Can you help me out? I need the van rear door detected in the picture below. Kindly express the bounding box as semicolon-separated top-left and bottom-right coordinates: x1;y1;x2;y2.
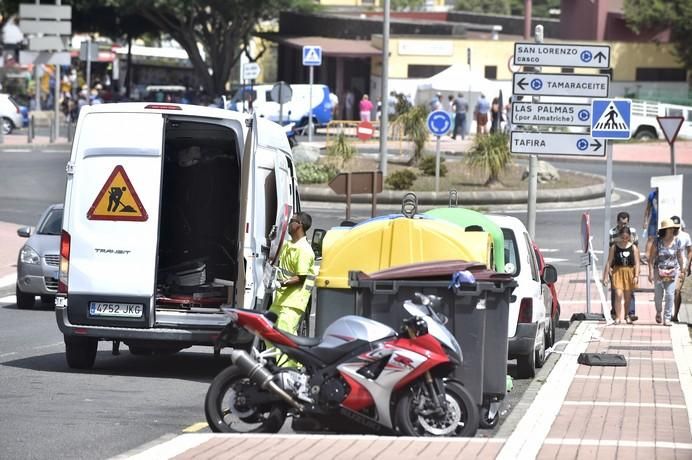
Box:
65;111;164;327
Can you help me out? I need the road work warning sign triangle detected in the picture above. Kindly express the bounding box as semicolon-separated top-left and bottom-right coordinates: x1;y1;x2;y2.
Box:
87;165;148;221
593;101;628;131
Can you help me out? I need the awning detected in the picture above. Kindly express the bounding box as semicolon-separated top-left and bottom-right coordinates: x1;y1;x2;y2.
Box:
262;34;380;58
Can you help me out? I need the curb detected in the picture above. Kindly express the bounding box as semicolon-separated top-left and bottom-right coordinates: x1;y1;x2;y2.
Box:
0;142;71;150
495;320;579;439
300;169;605;205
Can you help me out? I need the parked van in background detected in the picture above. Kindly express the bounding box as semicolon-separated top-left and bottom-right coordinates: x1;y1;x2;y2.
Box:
227;83;333;128
56;103;300;369
630;99;692;141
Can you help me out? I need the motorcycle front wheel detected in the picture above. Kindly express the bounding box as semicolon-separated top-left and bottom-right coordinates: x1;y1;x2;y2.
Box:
395;380;479;437
205;365;287;433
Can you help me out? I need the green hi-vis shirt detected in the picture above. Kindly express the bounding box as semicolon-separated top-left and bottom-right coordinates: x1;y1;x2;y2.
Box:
274;237;317;311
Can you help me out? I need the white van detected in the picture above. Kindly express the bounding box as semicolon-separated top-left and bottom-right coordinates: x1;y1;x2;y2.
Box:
630;99;692;140
56;102;300;369
228;84;333;126
488;215;556;379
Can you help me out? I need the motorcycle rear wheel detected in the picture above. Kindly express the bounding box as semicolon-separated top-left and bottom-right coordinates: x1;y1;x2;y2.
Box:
395;380;478;437
205;365;286;433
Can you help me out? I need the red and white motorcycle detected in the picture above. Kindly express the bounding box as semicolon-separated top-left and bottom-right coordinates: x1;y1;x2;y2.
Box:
204;294;479;437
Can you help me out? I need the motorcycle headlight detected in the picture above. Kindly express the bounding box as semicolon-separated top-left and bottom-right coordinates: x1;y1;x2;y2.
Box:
20;246;41;265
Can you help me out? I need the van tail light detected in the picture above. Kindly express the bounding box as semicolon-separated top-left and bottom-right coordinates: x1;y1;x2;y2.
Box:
58;230;71;294
518;298;533;323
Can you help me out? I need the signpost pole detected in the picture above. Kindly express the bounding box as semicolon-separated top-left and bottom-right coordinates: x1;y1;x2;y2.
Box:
54;61;60;140
603;141;613;263
345;172;352;221
308;66;314;143
278;83;284;125
379;0;390;177
435;135;441;192
527;24;543;239
671;143;676;176
371;171;377;218
86;37;92;105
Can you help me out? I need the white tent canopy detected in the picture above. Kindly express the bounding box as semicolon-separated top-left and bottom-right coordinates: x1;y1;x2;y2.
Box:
415;64;503;109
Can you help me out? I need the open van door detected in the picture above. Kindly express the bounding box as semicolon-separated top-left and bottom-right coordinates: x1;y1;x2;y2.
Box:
234;116;256;309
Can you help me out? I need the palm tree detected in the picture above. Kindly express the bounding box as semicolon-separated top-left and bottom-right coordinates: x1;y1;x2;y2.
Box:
393;105;429;165
465;132;512;187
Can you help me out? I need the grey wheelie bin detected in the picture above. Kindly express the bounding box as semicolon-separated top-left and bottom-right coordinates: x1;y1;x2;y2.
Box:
348;260;516;424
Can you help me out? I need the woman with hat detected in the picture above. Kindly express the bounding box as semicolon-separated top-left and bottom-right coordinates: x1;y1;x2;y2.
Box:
603;226;640;324
648;218;684;326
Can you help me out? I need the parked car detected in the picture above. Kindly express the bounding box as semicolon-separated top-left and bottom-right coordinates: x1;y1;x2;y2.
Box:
16;204;63;309
532;240;561;349
0;93;25;134
488;215;557;379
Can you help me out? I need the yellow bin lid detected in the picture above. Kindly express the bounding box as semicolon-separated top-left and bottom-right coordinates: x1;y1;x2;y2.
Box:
316;217;492;289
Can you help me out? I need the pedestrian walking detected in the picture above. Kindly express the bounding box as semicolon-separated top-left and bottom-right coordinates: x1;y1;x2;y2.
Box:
648;218;684;326
344;90;355;120
430;92;442;111
329;92;339;119
451;93;468;140
671;216;692;322
642;187;658;264
474;93;490;135
608;211;639;322
490;97;502;134
359;94;374;122
270;212;317;366
604;226;640;325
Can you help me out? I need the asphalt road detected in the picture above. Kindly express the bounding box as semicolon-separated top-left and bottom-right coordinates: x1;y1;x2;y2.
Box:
0;145;688;458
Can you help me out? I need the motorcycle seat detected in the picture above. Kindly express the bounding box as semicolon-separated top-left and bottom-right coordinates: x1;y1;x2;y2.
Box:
282;331;322;347
306;340;369;365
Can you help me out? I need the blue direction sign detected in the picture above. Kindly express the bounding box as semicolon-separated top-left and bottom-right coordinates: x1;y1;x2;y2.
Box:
591;99;632;139
427;110;452;136
302;46;322;66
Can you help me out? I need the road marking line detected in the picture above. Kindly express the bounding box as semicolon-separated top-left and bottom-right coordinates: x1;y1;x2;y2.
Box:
182;422;208;433
0;273;16;289
671;324;692;441
33;342;63;350
0;352;17;358
0;295;16;304
544;257;568;264
544;438;692;449
497;322;594;459
574;375;679;382
563;401;687;409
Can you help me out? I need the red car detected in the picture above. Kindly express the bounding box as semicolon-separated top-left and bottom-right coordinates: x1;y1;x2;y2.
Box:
532;241;561;348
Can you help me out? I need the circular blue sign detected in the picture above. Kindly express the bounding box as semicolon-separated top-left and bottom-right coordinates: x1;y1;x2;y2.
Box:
427;110;452;136
580;50;592;63
530;78;543;91
576;138;589;151
578;109;590;122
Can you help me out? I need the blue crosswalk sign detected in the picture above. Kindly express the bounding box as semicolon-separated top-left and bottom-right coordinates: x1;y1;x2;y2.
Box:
302;46;322;66
591;99;631;139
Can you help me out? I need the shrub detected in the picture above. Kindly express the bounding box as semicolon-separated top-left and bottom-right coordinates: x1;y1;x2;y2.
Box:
296;163;339;184
385;169;417;190
392;105;429;164
465;132;512;186
418;155;447;177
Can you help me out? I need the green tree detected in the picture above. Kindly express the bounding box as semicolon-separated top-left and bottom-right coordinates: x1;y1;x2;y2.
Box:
465;132;512;187
624;0;692;71
98;0;315;95
455;0;510;15
393;105;429;165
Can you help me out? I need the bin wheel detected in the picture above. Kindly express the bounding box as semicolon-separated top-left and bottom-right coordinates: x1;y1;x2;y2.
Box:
479;406;499;429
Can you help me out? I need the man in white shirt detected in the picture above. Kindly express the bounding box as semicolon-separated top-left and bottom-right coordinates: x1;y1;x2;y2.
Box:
671;215;692;322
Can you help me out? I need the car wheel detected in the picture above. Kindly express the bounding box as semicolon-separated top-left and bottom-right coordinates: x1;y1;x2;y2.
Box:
516;344;536;379
16;284;35;309
634;128;656;141
65;335;98;369
41;295;56;307
2;117;13;135
535;330;546;369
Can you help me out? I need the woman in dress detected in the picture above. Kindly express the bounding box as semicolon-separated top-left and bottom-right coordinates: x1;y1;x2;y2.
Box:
603;226;640;324
359;94;373;122
648;218;684;326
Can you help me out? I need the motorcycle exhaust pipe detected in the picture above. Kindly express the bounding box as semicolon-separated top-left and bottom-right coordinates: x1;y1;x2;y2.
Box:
230;349;303;411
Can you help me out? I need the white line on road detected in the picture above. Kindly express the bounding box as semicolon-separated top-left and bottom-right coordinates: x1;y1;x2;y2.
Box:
0;273;16;289
502;187;647;214
0;295;15;304
33;342;63;350
544;257;568;263
0;352;17;358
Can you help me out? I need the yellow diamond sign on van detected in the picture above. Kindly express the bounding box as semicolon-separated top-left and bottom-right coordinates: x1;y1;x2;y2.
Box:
87;165;148;221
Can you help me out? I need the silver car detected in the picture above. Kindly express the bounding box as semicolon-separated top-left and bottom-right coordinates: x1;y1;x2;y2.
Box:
16;204;63;309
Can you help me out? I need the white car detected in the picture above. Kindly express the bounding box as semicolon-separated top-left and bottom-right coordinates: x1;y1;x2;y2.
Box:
0;93;24;134
488;215;557;379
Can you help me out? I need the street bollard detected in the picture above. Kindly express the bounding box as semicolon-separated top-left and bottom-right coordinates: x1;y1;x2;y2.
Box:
49;117;55;143
67;121;73;143
28;116;33;143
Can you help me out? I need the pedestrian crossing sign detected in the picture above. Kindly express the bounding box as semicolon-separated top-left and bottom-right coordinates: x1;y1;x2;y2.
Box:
302;45;322;66
591;98;631;139
87;165;148;221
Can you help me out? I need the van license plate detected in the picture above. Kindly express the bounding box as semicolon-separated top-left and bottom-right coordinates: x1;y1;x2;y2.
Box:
89;302;143;318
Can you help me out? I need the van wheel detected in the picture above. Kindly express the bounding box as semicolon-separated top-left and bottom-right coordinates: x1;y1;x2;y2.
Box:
16;285;35;309
535;332;546;369
516;348;535;379
2;117;13;135
65;336;98;369
634;128;656;141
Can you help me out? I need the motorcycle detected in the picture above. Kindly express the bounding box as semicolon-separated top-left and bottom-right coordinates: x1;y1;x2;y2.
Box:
204;293;479;437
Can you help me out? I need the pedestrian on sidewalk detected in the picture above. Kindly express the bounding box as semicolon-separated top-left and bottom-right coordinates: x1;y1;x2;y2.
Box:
451;93;468;140
474;93;490;135
671;216;692;322
608;211;639;323
642;187;658;264
649;218;684;326
359;94;373;122
604;226;640;325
